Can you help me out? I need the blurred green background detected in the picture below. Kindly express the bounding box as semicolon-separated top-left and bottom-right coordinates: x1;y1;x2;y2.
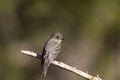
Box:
0;0;120;80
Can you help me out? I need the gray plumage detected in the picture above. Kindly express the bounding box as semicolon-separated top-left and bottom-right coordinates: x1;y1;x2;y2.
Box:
41;32;64;77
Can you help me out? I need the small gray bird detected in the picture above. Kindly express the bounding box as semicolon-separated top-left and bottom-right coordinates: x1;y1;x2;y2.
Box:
41;32;64;77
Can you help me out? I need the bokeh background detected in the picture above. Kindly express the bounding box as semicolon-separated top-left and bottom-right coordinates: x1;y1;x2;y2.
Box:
0;0;120;80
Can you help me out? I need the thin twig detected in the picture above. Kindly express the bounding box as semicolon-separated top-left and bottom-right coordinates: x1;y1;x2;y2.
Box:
20;50;102;80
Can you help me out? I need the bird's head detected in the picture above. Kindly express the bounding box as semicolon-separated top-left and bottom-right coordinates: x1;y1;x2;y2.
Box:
51;32;64;41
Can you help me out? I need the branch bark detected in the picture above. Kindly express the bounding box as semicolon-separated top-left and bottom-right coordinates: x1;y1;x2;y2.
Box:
20;50;102;80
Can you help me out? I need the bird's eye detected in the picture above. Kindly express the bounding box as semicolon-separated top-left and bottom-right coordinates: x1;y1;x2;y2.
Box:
56;36;59;39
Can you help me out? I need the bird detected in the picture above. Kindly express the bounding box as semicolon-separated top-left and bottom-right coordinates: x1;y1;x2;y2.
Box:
41;32;64;77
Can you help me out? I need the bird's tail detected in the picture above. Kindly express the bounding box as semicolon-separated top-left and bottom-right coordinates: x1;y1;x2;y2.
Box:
41;60;51;77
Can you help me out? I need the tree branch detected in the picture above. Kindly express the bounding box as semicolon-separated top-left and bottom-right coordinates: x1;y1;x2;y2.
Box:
20;50;102;80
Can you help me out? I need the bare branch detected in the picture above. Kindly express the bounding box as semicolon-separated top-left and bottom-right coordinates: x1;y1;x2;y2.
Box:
20;50;102;80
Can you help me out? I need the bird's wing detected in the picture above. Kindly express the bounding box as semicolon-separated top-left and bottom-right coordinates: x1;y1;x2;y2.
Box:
43;39;60;59
45;39;59;51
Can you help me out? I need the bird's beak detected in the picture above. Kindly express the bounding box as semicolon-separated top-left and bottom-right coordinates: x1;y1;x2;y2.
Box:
62;38;65;40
